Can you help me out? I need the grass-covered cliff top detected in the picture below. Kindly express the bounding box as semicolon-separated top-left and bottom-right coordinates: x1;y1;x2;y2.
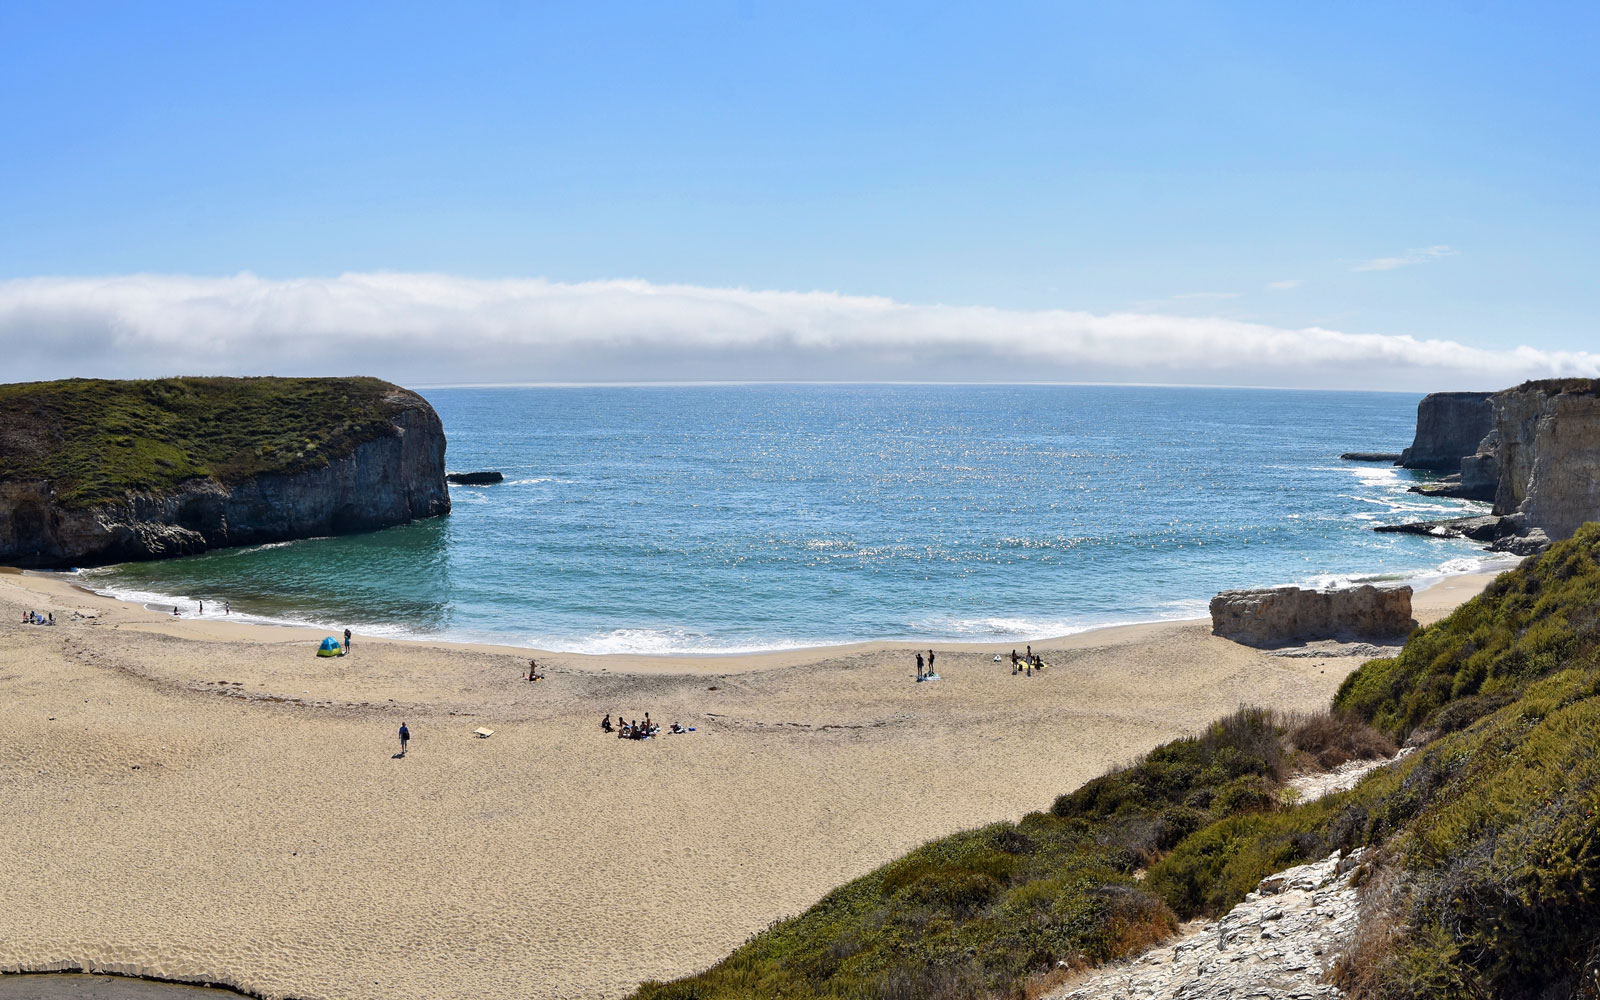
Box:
1514;377;1599;396
0;376;419;508
635;524;1600;1000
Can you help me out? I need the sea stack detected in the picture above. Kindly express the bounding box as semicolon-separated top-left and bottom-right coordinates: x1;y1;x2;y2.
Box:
0;376;450;568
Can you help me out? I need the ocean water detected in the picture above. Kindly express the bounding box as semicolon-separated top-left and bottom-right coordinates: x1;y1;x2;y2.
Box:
82;385;1508;654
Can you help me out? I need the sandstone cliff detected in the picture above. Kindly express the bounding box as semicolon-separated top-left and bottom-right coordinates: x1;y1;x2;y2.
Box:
1396;391;1494;470
0;377;449;568
1385;379;1600;548
1210;584;1414;647
1485;380;1600;540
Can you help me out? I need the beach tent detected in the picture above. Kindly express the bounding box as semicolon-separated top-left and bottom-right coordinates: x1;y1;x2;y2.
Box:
317;636;344;657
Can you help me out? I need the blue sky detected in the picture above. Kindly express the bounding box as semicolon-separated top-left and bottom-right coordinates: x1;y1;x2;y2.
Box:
2;2;1597;385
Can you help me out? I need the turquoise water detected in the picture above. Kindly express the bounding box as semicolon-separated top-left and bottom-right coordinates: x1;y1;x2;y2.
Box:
83;385;1505;654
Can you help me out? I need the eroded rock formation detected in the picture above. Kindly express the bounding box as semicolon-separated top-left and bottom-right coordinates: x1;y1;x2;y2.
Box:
1210;585;1414;648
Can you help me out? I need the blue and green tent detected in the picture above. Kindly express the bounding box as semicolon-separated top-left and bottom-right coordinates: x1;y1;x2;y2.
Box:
317;636;344;657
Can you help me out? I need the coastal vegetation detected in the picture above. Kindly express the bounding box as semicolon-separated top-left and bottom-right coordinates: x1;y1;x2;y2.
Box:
0;376;410;508
631;524;1600;1000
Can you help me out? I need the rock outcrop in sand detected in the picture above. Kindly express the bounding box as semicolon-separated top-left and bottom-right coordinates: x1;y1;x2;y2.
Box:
1210;585;1414;647
1397;391;1494;471
0;377;449;567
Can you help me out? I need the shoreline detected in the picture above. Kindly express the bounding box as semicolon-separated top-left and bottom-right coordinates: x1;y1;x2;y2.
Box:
0;969;258;999
1;565;1504;1000
24;557;1514;673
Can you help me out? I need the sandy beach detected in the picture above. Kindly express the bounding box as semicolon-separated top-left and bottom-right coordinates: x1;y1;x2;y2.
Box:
0;568;1497;1000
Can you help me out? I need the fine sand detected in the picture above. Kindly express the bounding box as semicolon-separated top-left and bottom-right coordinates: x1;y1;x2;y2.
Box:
0;569;1497;1000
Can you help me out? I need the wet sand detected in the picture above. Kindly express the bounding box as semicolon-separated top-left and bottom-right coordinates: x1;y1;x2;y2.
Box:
0;568;1495;1000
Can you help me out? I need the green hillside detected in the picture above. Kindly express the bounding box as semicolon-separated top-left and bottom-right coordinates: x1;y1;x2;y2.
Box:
0;376;410;508
633;525;1600;1000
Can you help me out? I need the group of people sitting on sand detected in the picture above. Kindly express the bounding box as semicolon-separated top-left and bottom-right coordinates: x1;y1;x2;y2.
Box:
1010;645;1045;676
601;712;689;739
21;610;55;626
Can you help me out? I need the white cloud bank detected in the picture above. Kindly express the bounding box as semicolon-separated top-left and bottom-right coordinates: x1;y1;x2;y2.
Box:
3;272;1596;390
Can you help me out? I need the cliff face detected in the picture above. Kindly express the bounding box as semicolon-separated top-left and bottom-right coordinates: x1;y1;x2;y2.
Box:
0;381;449;568
1489;380;1600;538
1387;380;1600;546
1397;391;1495;470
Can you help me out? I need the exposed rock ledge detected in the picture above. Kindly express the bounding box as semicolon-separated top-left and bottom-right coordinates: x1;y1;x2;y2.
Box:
0;379;450;568
1048;752;1406;1000
1049;849;1366;1000
1210;585;1414;648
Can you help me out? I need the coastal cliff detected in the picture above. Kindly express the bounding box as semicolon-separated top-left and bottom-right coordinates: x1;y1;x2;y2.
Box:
1396;391;1494;470
0;377;449;568
1486;379;1600;538
1386;379;1600;548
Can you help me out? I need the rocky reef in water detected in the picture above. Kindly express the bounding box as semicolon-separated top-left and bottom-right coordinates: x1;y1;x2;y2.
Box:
0;376;450;568
1385;379;1600;552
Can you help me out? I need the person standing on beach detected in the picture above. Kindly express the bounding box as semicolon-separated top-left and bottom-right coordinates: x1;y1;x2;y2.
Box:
198;600;203;614
927;649;935;674
915;651;925;680
225;602;231;615
398;722;410;756
344;628;352;653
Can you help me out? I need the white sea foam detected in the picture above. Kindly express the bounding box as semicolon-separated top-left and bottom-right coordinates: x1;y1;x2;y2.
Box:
1297;552;1518;594
528;627;823;656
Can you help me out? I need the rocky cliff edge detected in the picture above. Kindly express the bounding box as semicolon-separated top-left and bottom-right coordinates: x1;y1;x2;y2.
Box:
0;377;449;568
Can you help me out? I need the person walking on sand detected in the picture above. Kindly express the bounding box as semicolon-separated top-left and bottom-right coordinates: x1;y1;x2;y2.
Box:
398;722;410;757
